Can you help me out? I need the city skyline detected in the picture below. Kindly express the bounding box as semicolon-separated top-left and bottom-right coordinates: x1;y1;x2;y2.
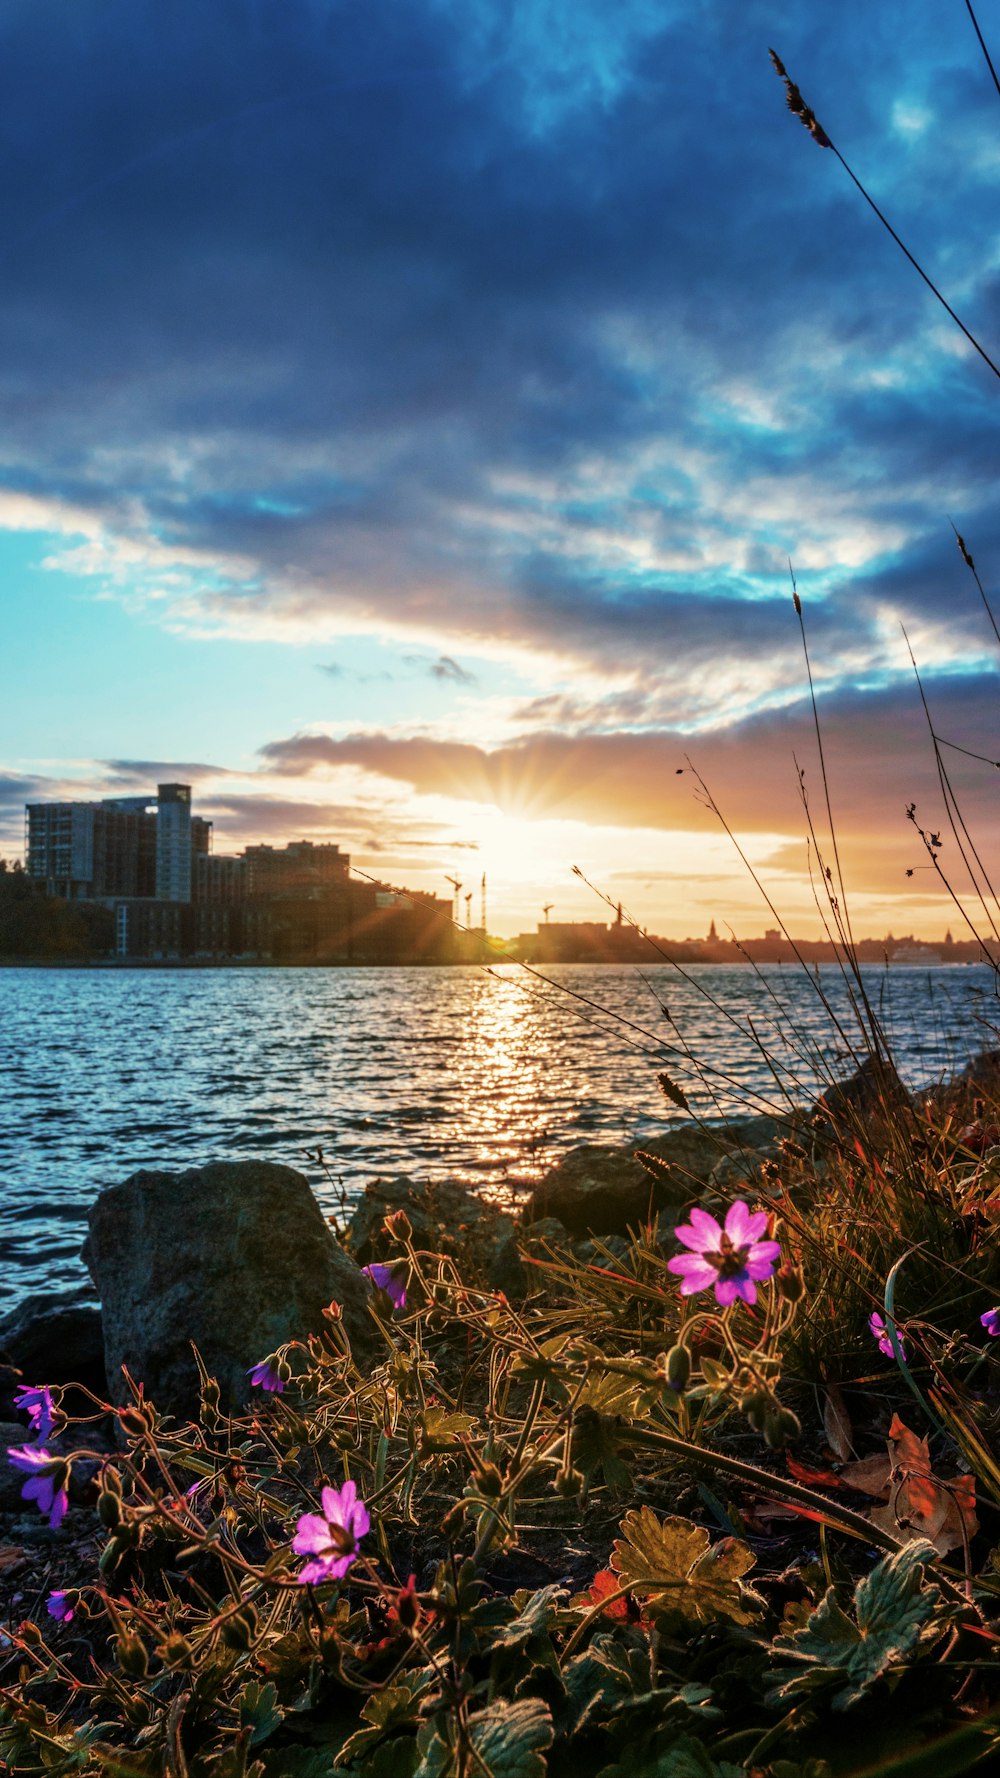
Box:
2;2;999;938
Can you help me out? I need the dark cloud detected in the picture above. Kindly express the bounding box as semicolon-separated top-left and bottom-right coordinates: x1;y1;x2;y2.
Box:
101;759;233;785
429;655;476;685
0;0;996;699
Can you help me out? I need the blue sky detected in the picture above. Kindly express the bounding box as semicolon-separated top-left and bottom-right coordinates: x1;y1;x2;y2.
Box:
2;0;999;935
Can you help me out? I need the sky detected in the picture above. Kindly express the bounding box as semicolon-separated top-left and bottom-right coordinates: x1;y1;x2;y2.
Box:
2;0;999;940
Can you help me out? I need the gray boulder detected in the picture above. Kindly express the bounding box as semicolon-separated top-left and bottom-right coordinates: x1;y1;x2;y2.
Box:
525;1146;662;1236
347;1175;517;1276
488;1216;574;1298
84;1161;379;1415
0;1287;107;1415
524;1122;775;1237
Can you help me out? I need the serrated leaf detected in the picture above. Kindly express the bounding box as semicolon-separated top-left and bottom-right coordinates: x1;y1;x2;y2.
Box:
770;1538;946;1710
418;1406;478;1452
486;1584;567;1651
415;1699;552;1778
466;1699;553;1778
597;1737;743;1778
561;1645;633;1737
238;1681;283;1748
337;1676;430;1765
609;1509;764;1626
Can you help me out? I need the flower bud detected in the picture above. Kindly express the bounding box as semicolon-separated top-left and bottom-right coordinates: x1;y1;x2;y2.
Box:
555;1466;584;1498
221;1604;258;1651
118;1405;154;1440
764;1406;801;1449
383;1208;413;1243
473;1461;503;1498
18;1619;43;1646
394;1576;421;1631
157;1632;194;1670
776;1263;805;1303
663;1342;691;1392
740;1389;769;1433
322;1299;343;1322
101;1465;124;1498
117;1633;149;1678
440;1500;468;1539
98;1486;122;1528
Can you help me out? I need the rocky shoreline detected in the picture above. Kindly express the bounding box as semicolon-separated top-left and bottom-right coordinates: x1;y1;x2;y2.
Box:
2;1048;995;1617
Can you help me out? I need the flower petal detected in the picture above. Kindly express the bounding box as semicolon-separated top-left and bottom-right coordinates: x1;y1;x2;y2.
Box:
686;1207;724;1249
745;1241;781;1279
667;1254;718;1292
292;1512;332;1554
723;1200;752;1245
713;1276;741;1306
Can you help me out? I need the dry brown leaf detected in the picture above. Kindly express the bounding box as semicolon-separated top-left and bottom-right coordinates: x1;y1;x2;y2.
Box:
839;1454;892;1498
823;1384;853;1462
868;1413;979;1557
0;1544;27;1574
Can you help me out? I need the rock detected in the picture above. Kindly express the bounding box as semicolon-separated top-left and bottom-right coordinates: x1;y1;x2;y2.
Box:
814;1056;908;1124
488;1217;573;1297
0;1421;31;1513
525;1146;663;1236
575;1233;632;1268
83;1161;379;1416
524;1122;774;1237
347;1176;517;1276
0;1287;106;1415
707;1149;772;1191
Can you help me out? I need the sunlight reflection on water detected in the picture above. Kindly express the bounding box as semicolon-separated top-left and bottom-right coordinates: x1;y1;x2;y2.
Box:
1;961;996;1307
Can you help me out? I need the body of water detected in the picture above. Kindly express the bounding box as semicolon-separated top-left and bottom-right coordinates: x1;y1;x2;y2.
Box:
1;961;996;1309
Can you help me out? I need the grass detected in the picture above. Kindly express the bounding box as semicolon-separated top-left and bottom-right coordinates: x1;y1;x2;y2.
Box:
6;1033;1000;1777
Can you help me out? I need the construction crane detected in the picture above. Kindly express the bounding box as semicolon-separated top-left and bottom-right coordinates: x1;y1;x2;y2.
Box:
542;903;554;924
480;872;487;936
445;876;462;922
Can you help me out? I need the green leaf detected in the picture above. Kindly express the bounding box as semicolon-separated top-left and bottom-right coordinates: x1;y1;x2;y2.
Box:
597;1739;744;1778
561;1645;634;1737
467;1699;554;1778
610;1509;765;1627
417;1406;479;1452
238;1682;283;1748
769;1537;947;1711
486;1585;567;1652
337;1676;432;1766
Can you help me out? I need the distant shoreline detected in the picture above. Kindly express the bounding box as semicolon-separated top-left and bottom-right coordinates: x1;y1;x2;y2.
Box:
0;954;983;971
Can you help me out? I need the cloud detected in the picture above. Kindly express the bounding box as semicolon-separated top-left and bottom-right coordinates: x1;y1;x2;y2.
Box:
0;0;996;720
258;667;1000;855
429;655;477;684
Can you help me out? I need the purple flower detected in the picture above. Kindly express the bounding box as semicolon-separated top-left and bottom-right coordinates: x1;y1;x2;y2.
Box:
8;1446;69;1528
981;1307;1000;1338
47;1590;76;1623
292;1478;370;1584
362;1263;408;1312
869;1312;905;1360
247;1358;285;1394
13;1385;57;1443
667;1200;781;1307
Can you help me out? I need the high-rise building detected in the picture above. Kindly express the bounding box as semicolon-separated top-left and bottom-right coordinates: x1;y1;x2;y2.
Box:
155;783;194;902
26;797;158;899
26;783;208;903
